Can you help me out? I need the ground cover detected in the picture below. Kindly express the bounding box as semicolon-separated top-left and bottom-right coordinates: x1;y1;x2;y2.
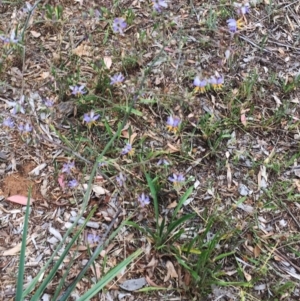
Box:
0;0;300;300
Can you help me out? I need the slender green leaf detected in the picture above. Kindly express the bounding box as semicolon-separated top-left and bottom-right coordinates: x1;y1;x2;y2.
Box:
16;189;31;300
173;186;193;218
76;249;142;301
125;221;150;236
29;207;97;300
166;213;195;237
145;173;159;223
52;250;77;300
58;212;136;301
158;216;166;237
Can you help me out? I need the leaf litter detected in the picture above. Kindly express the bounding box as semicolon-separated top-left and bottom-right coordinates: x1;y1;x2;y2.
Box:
0;0;300;300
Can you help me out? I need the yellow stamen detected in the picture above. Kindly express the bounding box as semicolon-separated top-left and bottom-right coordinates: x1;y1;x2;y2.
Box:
237;19;244;30
194;86;206;94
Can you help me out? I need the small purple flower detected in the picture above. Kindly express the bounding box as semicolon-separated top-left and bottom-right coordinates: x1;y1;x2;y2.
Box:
83;110;100;128
193;76;207;93
112;18;127;35
157;158;169;166
70;85;86;97
234;2;250;15
227;18;244;33
22;2;33;13
11;95;25;114
121;143;135;156
138;193;150;207
87;233;100;244
0;31;19;45
116;172;126;186
68;179;78;188
94;9;101;18
10;31;19;44
209;75;224;90
24;123;32;133
166;116;181;133
2;117;14;128
0;36;10;44
62;161;75;174
168;173;185;187
18;123;32;135
98;161;108;168
110;73;125;85
152;0;168;12
43;98;54;107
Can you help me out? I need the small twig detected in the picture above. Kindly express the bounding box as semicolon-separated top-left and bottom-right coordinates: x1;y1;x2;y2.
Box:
57;208;122;301
268;39;300;52
281;201;300;231
40;135;93;165
282;0;299;9
274;250;300;274
239;35;272;54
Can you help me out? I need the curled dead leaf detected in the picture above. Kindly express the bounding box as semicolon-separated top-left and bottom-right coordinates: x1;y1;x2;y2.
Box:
164;261;178;282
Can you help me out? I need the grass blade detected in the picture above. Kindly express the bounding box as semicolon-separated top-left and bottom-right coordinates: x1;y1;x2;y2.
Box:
172;185;194;218
76;249;143;301
15;189;31;300
145;172;159;223
29;206;97;300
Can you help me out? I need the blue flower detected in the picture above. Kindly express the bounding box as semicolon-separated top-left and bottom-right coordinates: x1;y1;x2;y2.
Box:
152;0;168;12
227;18;244;33
112;18;127;35
62;161;75;174
22;2;33;13
18;123;32;135
110;73;125;85
0;31;19;45
11;95;25;114
43;98;54;107
168;173;185;188
209;75;224;90
166;116;181;133
116;172;126;186
83;111;100;128
68;179;78;188
193;76;207;93
235;2;250;15
138;193;150;207
157;158;169;166
121;143;135;156
2;117;14;128
87;233;100;244
69;85;86;97
98;161;108;168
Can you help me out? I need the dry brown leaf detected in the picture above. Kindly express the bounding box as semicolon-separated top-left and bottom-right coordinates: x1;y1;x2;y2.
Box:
164;261;178;282
293;179;300;192
146;257;158;269
145;275;165;288
166;142;180;153
226;161;232;188
3;242;24;256
3;234;37;256
72;43;91;57
167;201;177;209
40;72;50;79
30;30;41;38
103;56;112;69
254;244;261;258
243;270;252;282
241;113;247;126
129;133;138;145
